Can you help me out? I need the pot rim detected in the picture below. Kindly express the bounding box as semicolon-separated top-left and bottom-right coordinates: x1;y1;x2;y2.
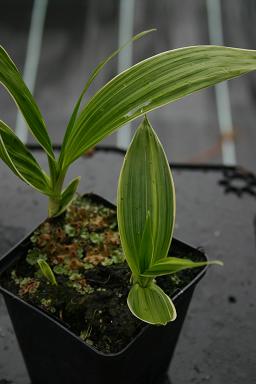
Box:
0;193;208;358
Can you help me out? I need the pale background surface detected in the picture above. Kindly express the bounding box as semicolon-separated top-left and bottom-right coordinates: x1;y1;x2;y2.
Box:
0;0;256;170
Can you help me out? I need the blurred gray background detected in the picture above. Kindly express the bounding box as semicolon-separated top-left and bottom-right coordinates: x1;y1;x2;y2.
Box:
0;2;256;384
0;0;256;171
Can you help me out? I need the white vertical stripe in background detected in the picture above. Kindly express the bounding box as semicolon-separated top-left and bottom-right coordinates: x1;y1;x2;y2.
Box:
206;0;236;165
15;0;48;143
116;0;135;149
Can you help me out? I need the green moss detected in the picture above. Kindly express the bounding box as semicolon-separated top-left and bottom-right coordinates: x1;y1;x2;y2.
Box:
53;264;70;276
80;228;90;240
64;224;76;237
18;277;40;296
83;262;94;270
41;298;56;313
11;270;20;285
26;249;47;265
89;232;104;245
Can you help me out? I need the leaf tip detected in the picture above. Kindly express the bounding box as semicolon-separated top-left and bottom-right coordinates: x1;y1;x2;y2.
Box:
210;260;224;267
134;28;157;41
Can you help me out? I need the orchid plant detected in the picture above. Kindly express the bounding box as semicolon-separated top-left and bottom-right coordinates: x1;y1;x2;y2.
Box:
1;31;256;324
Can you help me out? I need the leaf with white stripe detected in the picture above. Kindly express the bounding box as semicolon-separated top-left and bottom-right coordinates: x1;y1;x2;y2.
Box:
60;29;155;164
142;257;223;277
53;177;81;217
0;120;51;194
61;45;256;168
0;46;54;159
117;117;175;275
127;282;176;325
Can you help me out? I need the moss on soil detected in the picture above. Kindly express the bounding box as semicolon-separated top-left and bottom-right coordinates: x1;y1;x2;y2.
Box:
0;194;205;354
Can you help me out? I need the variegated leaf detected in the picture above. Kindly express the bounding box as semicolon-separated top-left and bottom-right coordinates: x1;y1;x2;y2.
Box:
142;257;223;277
128;282;176;325
117;117;175;275
60;29;155;163
0;46;54;158
0;120;51;194
61;45;256;168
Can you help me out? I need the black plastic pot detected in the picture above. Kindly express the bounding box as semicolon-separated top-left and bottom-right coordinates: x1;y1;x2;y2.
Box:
0;194;207;384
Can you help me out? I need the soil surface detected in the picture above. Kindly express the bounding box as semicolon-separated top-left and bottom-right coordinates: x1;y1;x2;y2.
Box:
0;194;204;354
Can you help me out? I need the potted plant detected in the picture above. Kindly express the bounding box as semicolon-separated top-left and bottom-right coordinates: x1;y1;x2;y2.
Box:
0;31;256;383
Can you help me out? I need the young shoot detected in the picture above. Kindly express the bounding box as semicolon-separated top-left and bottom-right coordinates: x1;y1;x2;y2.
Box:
1;35;256;216
117;117;223;325
37;259;58;286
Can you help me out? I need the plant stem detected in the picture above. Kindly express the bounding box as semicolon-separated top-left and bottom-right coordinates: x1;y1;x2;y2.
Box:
48;196;62;217
132;275;153;288
47;156;67;217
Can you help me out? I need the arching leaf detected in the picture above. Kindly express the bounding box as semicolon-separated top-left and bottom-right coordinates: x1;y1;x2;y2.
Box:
142;257;223;277
60;29;155;163
61;45;256;168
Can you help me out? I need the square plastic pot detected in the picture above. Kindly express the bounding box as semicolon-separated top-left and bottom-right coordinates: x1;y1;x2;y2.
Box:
0;194;207;384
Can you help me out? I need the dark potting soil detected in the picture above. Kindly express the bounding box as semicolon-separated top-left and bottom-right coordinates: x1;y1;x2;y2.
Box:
0;195;205;354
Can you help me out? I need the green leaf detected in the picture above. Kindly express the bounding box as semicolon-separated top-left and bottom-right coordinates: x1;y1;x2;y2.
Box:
138;211;154;272
0;46;54;159
37;259;57;286
61;45;256;168
52;177;81;217
0;120;51;194
117;117;175;275
127;282;176;325
59;29;155;166
142;257;223;277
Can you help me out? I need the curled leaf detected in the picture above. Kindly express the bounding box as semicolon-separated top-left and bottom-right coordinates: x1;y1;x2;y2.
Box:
128;282;176;325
